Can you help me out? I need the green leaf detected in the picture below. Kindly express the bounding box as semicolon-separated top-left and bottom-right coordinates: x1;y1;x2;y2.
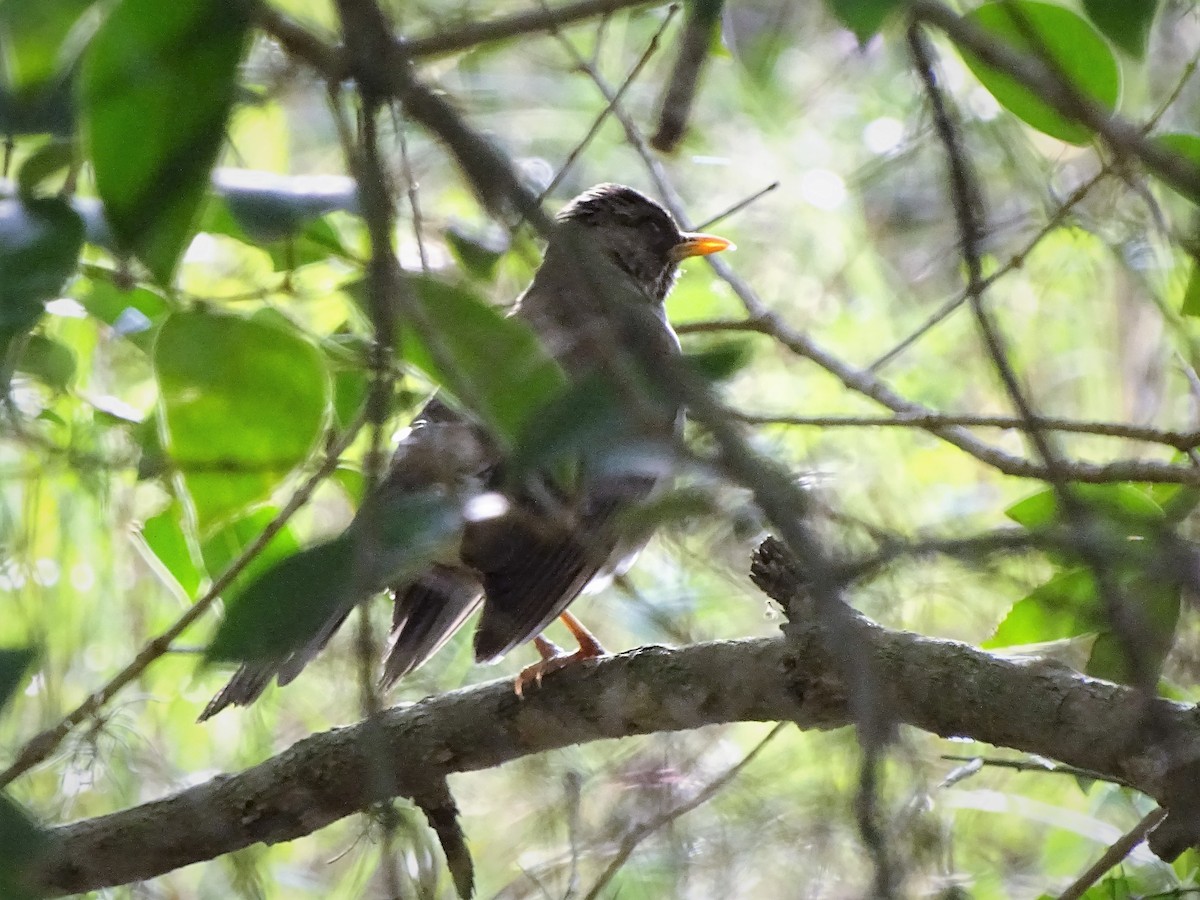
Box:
399;275;567;444
1005;485;1163;531
200;506;300;598
1082;0;1157;58
444;223;508;281
16;139;75;198
0;0;95;91
824;0;903;42
0;647;37;713
958;1;1120;145
1156;132;1200;206
1085;579;1180;685
139;502;202;597
211;169;358;243
80;0;252;283
14;333;75;390
154;310;329;530
1184;255;1200;317
199;194;355;271
0;197;84;360
984;568;1103;647
80;281;168;349
206;492;460;663
207;535;354;662
683;339;754;382
0;794;47;900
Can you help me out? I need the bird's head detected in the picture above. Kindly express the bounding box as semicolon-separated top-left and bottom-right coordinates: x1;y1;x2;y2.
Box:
555;184;732;302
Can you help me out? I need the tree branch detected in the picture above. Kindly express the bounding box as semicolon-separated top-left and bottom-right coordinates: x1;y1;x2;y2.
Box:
33;562;1200;894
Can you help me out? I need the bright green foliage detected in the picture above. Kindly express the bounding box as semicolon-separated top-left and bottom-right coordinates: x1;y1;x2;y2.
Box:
399;275;567;445
992;486;1181;685
206;491;460;663
153;310;329;530
1082;0;1158;58
824;0;905;42
200;506;301;598
958;1;1120;145
80;0;251;283
138;501;202;597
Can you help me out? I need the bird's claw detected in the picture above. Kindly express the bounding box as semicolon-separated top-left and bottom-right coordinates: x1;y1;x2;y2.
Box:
513;646;605;698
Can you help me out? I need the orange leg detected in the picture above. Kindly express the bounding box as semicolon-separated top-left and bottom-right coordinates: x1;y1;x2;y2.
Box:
514;611;608;697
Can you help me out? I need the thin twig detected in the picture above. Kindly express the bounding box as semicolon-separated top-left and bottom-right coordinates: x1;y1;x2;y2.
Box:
694;181;779;231
735;411;1200;452
580;723;787;900
0;409;369;789
538;3;680;204
1056;807;1168;900
939;754;1128;787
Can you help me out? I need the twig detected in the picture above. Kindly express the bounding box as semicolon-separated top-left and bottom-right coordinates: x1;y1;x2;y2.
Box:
404;0;660;59
0;409;368;789
939;754;1127;787
648;0;721;152
580;723;786;900
694;181;779;231
1056;807;1168;900
734;411;1200;451
538;3;680;203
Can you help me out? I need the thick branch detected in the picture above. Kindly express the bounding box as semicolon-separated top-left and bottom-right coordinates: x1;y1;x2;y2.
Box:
34;604;1200;894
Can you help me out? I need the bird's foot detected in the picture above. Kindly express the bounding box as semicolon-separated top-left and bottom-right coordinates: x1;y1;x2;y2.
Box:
514;632;607;698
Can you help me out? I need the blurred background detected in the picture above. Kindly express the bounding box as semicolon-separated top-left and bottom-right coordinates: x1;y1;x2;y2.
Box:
5;0;1200;896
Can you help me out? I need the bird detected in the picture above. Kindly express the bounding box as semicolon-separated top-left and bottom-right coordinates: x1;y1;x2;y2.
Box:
199;183;731;719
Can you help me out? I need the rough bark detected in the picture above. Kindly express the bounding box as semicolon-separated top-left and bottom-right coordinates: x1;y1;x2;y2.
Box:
30;581;1200;896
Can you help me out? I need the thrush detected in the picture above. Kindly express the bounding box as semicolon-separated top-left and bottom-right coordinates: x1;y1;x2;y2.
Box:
200;183;730;719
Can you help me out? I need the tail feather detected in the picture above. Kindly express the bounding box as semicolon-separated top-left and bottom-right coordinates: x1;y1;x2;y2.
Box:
197;665;276;721
381;565;483;687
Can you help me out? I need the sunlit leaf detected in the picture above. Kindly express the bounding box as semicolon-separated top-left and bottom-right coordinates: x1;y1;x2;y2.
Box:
1156;132;1200;207
823;0;903;42
138;502;202;598
1082;0;1157;58
14;333;75;390
1005;485;1163;531
1184;255;1200;317
958;1;1120;145
206;491;460;663
201;506;301;597
0;197;84;361
80;0;251;283
984;568;1103;647
399;275;567;444
154;310;329;530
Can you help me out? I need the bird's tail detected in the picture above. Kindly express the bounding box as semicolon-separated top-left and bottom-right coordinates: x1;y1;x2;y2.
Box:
381;565;483;688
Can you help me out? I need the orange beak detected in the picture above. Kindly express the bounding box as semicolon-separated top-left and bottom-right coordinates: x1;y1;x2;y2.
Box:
669;232;734;261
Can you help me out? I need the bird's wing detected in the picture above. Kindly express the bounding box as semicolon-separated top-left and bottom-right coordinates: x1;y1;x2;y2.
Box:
381;563;483;687
467;491;631;663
